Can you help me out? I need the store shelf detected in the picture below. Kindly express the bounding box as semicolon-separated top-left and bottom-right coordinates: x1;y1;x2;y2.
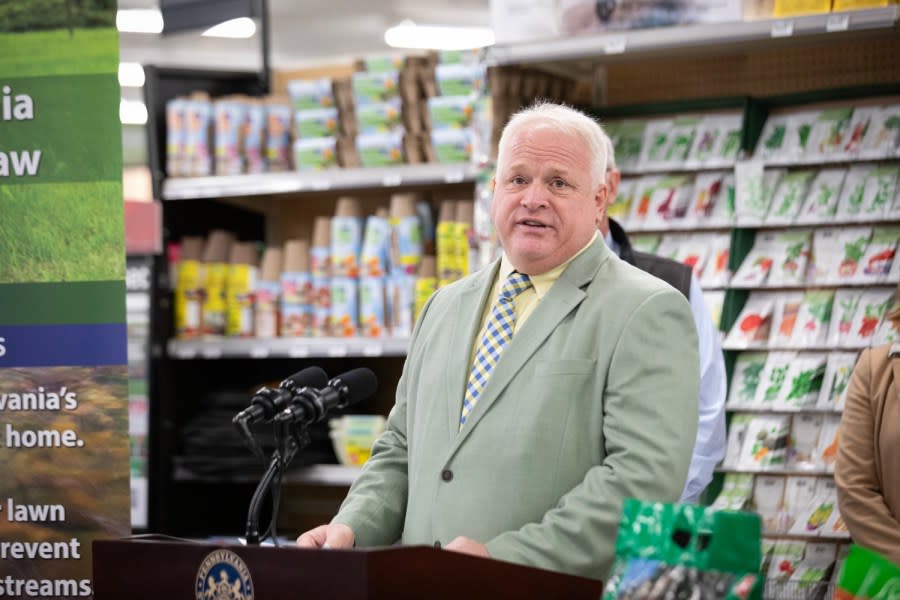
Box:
716;466;834;475
726;405;842;414
762;532;851;542
729;281;899;291
174;463;361;487
162;163;483;200
168;336;410;359
484;7;900;66
722;344;868;352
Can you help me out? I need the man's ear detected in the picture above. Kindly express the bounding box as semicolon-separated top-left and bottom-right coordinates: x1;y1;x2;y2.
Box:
606;169;621;205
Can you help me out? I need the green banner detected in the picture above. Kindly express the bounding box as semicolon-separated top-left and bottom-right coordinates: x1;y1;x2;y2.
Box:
0;3;129;597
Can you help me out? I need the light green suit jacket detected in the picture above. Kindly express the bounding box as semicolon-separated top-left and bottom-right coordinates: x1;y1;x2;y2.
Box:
332;237;700;579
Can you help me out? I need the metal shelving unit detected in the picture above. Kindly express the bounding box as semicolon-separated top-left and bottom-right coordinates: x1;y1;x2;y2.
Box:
167;336;410;359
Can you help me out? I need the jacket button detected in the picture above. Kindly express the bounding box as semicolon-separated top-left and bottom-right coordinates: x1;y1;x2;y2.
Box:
441;469;453;482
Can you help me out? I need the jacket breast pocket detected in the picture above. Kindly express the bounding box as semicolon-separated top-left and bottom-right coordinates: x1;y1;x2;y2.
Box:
535;358;597;376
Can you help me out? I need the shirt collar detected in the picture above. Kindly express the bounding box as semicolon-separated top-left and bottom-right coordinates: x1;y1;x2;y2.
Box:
603;229;621;257
499;232;599;300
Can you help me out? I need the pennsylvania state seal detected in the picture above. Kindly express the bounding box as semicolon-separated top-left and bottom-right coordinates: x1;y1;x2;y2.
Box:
195;549;254;600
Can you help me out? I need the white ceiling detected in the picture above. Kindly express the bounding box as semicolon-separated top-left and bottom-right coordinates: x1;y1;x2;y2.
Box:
118;0;493;71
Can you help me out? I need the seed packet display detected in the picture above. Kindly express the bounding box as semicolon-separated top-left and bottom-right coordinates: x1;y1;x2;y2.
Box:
859;103;900;159
732;232;781;287
855;226;900;284
790;478;838;535
728;352;769;408
700;233;732;289
766;170;816;225
788;414;825;469
753;475;786;532
767;231;812;288
725;292;776;349
817;352;858;411
712;473;754;511
739;414;791;469
798;168;847;224
638;117;675;168
723;414;753;468
826;288;865;347
753;351;796;407
807;107;854;161
835;164;873;221
607;178;636;227
688;114;743;168
790;290;835;348
813;415;841;471
858;165;900;220
769;292;805;348
843;106;881;156
782;476;819;532
777;353;827;410
844;287;894;348
813;227;872;285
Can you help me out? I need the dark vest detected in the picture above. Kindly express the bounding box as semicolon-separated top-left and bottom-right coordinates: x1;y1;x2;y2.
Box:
608;218;692;300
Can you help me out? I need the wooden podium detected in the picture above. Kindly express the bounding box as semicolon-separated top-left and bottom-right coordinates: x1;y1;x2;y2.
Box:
93;537;604;599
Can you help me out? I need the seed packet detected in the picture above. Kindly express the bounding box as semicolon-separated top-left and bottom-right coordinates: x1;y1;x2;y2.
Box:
822;504;851;539
732;232;781;287
710;172;736;226
757;113;791;162
836;165;874;221
813;416;841;471
754;351;797;406
639;118;675;169
700;233;732;289
790;478;838;535
859;103;900;159
630;233;661;254
827;289;865;348
653;233;687;262
723;414;754;468
782;476;820;532
659;115;700;168
817;352;859;411
798;168;847;224
608;178;636;226
769;292;805;348
806;107;854;161
843;106;881;156
683;171;728;227
789;543;838;590
607;119;646;172
627;175;662;227
753;475;786;531
704;290;726;332
889;179;900;220
777;353;827;409
765;170;816;225
814;227;872;285
735;163;783;225
844;287;894;348
671;233;712;279
858;165;900;220
728;352;769;408
855;226;900;284
641;175;694;229
725;292;777;349
767;541;806;582
784;110;819;163
790;290;835;348
767;230;812;287
698;113;743;168
871;315;900;346
712;473;755;511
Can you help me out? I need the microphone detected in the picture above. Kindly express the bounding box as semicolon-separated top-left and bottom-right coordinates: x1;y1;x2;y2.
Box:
275;368;378;426
233;366;329;425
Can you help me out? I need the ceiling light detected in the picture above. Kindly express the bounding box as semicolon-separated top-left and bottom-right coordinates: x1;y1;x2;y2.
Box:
385;20;494;50
117;9;164;34
118;63;145;88
120;100;148;125
202;17;256;38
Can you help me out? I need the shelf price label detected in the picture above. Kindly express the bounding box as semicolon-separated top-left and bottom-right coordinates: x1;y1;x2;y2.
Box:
825;14;849;32
310;180;331;191
328;346;348;358
174;346;197;359
288;346;309;358
362;344;383;357
770;20;794;37
249;346;270;359
381;173;403;187
443;170;465;184
603;36;627;55
201;345;223;359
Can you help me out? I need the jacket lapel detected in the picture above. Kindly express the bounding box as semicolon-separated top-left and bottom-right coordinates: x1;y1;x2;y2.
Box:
444;262;500;437
448;238;609;452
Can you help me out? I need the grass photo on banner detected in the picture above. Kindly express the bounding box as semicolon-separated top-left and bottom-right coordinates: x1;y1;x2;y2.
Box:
0;182;125;283
0;0;118;77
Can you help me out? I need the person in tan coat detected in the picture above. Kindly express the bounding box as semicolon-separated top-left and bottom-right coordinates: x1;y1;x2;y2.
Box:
835;299;900;565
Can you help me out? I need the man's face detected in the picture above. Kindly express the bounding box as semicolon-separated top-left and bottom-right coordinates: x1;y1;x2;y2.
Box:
492;125;607;275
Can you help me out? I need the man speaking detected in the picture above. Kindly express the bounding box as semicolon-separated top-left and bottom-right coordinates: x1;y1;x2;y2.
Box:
298;102;700;580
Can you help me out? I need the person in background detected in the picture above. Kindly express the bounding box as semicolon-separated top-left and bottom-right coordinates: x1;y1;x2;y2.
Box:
297;102;701;579
597;133;727;504
835;290;900;565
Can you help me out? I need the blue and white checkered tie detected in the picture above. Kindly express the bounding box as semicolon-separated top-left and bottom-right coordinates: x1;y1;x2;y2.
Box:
460;271;532;428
